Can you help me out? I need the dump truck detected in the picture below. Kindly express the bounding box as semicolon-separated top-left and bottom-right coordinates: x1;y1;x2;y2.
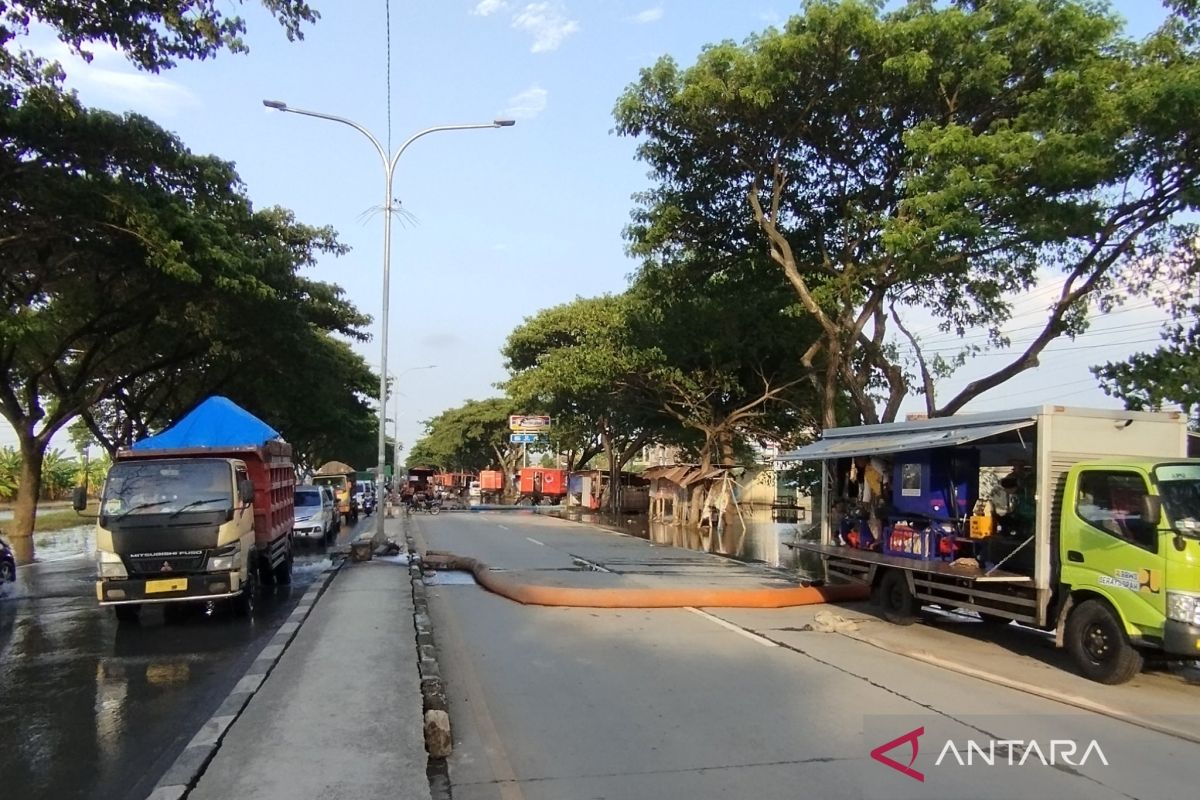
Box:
313;461;358;523
83;397;295;622
783;405;1200;684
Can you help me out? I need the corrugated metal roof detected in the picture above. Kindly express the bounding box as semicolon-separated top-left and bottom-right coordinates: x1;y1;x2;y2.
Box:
777;419;1035;461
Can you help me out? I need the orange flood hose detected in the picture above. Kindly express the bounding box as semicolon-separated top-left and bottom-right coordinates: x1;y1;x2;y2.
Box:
422;551;869;609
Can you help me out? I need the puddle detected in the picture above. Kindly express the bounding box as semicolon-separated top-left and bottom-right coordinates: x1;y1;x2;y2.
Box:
373;554;411;566
424;570;477;585
293;557;336;575
33;524;96;562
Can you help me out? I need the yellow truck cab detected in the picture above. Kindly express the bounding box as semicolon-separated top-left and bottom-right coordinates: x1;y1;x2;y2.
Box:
313;461;357;523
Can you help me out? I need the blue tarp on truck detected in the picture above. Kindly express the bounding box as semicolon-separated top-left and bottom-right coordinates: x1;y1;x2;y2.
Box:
130;396;280;450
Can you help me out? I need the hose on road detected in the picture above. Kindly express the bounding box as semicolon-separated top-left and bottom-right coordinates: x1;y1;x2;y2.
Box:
422;551;869;609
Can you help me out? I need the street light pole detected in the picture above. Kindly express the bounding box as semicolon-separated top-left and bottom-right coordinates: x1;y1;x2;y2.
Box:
263;100;514;545
389;364;437;488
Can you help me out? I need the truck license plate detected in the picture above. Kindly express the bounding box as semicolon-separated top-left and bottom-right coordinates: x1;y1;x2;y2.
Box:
145;578;188;594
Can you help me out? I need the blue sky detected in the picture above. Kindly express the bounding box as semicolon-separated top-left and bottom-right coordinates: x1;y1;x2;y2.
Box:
1;0;1179;457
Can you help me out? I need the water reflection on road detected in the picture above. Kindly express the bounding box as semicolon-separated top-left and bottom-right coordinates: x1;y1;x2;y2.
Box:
562;507;825;577
0;527;350;800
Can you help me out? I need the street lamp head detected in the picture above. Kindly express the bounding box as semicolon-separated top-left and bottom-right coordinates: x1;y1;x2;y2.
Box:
493;119;517;127
262;99;288;110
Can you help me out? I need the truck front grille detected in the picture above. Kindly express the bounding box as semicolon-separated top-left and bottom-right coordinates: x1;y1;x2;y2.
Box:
125;554;207;575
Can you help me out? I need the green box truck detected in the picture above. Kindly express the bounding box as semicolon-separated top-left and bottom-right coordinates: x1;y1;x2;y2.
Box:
784;405;1200;684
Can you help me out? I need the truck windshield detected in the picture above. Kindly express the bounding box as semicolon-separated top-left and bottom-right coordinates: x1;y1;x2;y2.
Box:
103;460;233;517
1154;464;1200;536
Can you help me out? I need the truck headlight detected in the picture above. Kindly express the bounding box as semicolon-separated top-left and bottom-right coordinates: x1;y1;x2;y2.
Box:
1166;591;1200;626
96;550;127;579
207;543;242;572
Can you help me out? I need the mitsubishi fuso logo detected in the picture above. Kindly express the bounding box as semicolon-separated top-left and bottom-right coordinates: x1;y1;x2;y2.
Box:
160;561;173;572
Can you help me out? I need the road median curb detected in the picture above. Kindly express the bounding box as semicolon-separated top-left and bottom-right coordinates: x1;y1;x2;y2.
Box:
145;558;345;800
404;516;453;761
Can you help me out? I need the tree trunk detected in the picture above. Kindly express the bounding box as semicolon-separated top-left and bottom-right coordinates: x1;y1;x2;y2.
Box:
10;442;45;564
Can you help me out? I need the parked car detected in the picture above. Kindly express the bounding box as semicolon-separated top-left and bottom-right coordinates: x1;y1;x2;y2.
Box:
293;486;333;542
320;485;341;533
1;536;15;584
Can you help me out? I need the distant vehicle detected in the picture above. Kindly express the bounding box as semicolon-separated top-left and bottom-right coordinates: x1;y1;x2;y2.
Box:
0;536;15;584
294;486;333;542
468;480;481;499
354;480;376;516
320;485;341;533
313;462;358;523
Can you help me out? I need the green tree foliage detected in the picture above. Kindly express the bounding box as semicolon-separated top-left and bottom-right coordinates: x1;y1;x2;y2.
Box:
627;255;823;466
0;1;318;78
1093;243;1200;425
615;0;1200;428
407;399;521;487
502;295;670;497
0;88;367;561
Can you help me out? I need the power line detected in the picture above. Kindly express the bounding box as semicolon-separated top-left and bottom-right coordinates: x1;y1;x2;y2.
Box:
385;0;392;154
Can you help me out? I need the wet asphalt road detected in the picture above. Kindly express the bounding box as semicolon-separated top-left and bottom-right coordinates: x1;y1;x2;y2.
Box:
0;517;370;800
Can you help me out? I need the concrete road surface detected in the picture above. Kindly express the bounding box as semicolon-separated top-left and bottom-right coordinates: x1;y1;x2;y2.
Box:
419;511;1200;800
1;516;369;800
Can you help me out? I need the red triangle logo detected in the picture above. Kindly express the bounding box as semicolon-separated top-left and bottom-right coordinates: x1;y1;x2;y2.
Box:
870;726;925;782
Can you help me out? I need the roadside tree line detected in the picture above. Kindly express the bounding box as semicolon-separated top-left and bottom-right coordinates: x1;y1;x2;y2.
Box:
409;0;1200;500
0;2;381;562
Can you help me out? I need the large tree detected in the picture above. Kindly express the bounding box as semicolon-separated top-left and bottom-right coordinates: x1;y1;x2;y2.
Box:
615;0;1200;428
407;398;523;494
627;254;824;468
502;295;673;510
0;89;356;562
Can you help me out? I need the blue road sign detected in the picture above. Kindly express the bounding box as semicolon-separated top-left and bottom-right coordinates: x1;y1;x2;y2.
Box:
510;433;538;444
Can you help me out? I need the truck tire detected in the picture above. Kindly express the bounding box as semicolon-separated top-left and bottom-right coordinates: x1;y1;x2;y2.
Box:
877;569;918;626
232;568;257;618
1065;598;1144;684
113;604;141;624
273;547;293;585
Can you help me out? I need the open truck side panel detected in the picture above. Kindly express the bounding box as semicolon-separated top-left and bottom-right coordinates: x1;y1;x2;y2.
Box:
783;405;1200;684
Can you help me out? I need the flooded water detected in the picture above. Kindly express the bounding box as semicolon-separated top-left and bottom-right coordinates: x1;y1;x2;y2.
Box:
32;524;96;563
563;507;826;579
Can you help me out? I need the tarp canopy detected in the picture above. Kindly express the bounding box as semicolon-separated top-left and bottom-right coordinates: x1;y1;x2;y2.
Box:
130;396;280;451
777;420;1035;462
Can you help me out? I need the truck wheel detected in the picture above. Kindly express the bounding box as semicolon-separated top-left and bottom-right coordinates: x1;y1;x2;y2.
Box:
113;604;141;624
258;555;276;586
273;548;293;585
1065;598;1144;684
877;570;918;626
232;569;257;618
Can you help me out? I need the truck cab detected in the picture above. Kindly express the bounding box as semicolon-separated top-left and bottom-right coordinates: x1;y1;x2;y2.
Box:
1060;460;1200;674
95;456;262;620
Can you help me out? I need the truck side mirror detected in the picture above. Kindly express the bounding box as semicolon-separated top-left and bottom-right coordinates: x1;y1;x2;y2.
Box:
239;479;256;504
1142;495;1162;525
72;486;88;512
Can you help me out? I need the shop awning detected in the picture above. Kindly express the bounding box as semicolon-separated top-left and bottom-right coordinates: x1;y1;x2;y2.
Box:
777;420;1035;462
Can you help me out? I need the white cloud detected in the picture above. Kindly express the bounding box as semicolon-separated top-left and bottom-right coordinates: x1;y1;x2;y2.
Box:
630;7;664;24
512;2;580;53
502;85;548;119
471;0;510;16
45;40;198;115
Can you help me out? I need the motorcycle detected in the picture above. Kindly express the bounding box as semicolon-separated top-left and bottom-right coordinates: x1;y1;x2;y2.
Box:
359;491;376;516
415;496;442;515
